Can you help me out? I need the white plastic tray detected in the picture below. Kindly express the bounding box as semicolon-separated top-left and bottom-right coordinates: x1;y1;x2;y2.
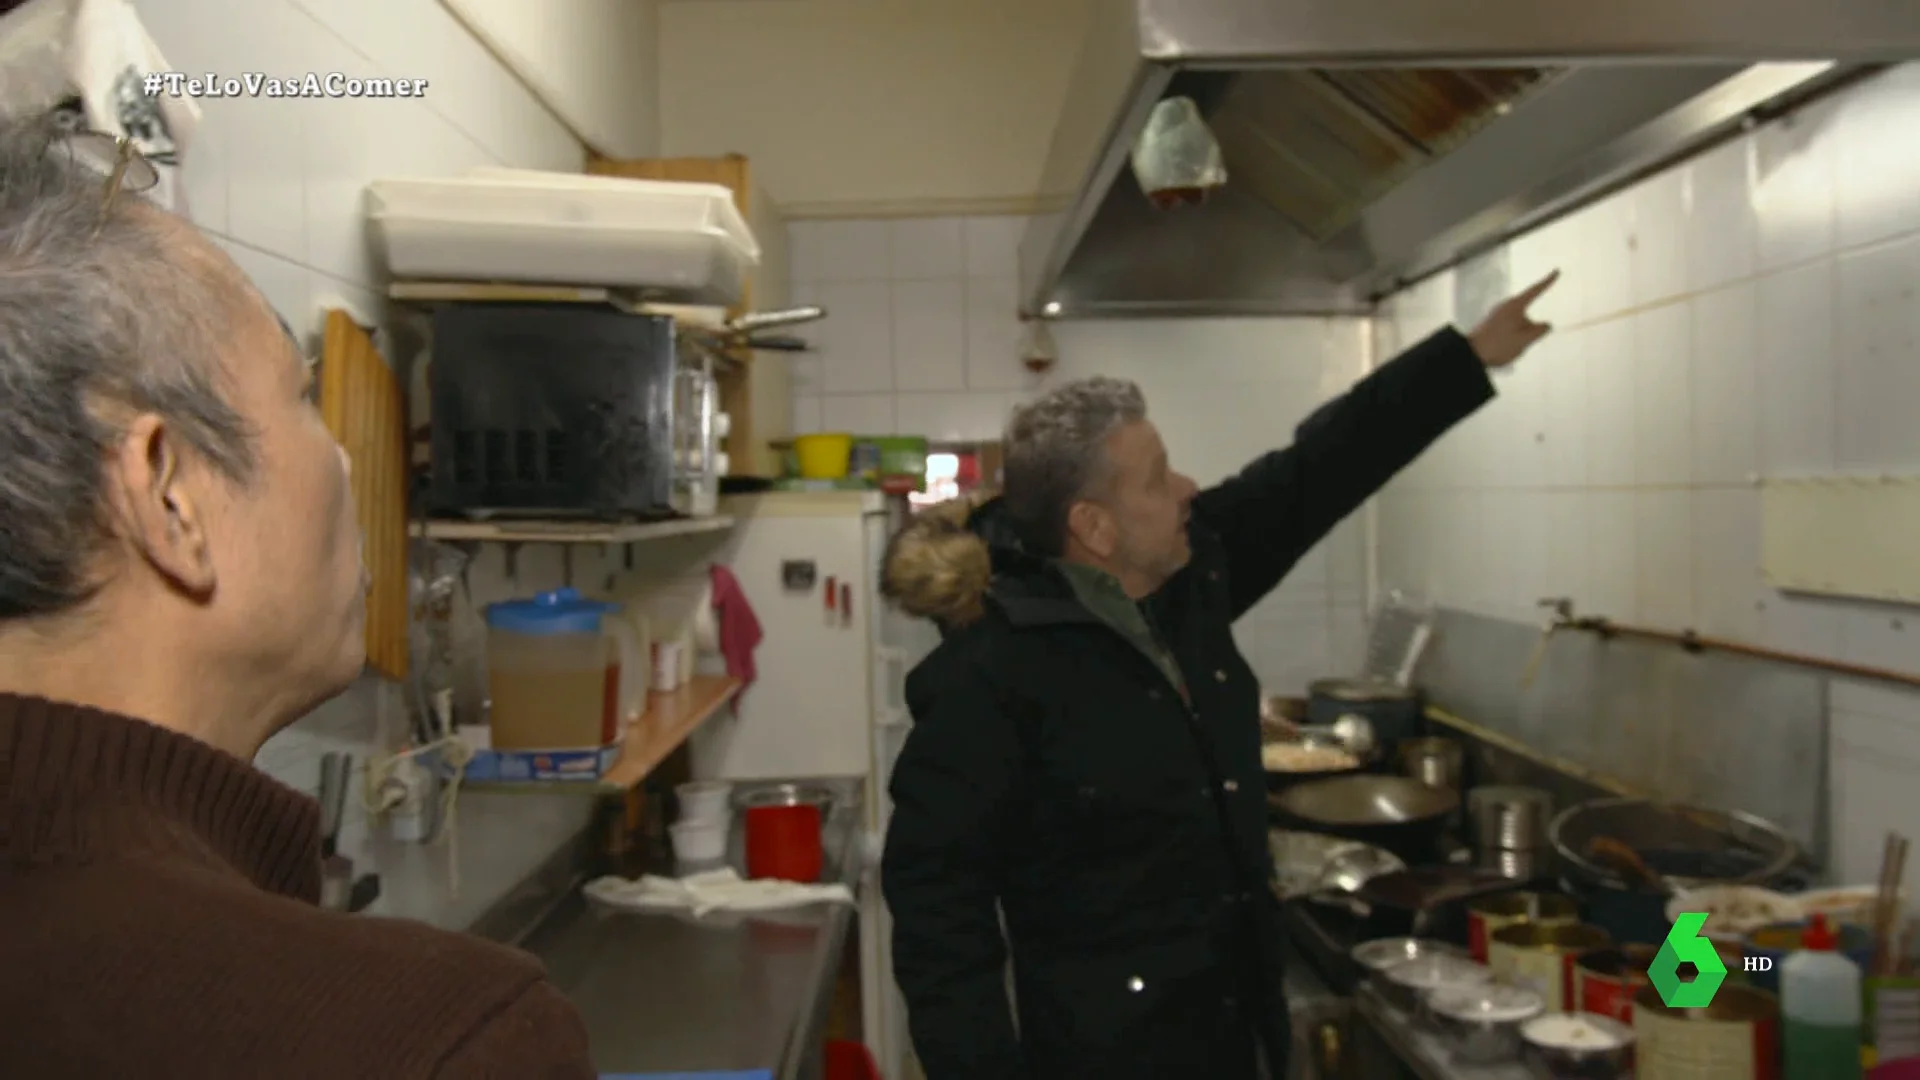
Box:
465;166;760;258
365;170;759;305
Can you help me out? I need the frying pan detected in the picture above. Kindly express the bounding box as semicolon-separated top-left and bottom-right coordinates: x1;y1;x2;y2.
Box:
1270;774;1458;863
1270;830;1405;899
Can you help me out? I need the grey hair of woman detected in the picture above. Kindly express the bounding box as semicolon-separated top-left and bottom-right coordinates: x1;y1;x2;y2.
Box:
0;110;254;621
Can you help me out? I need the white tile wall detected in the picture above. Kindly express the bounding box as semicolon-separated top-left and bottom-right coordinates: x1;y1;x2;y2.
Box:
1375;64;1920;882
789;217;1377;693
135;0;596;905
789;216;1043;441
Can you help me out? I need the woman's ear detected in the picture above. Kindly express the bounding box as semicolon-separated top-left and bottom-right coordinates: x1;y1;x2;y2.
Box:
102;413;217;596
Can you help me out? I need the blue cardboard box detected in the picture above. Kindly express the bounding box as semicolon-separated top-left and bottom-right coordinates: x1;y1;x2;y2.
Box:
458;744;620;783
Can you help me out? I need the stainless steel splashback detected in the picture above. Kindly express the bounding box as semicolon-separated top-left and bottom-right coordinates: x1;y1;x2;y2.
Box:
1408;608;1829;868
1020;0;1920;318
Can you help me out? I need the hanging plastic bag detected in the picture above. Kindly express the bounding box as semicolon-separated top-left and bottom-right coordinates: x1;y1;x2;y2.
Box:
0;0;200;219
1129;95;1227;210
69;0;199;217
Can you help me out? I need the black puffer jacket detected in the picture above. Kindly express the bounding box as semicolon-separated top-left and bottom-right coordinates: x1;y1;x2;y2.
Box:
878;329;1496;1080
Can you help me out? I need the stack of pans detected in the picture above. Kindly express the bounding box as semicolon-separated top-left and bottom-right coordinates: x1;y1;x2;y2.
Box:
1467;785;1553;880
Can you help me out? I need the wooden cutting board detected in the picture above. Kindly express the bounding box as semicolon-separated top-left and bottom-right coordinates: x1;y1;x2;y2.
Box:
318;310;408;681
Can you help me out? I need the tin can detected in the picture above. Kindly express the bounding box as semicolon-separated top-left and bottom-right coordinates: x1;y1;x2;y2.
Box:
1489;922;1610;1012
1468;890;1580;963
1633;982;1779;1080
1574;944;1657;1024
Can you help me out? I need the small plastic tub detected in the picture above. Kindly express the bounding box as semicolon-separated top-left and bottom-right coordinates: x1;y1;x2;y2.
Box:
669;817;728;862
677;780;733;822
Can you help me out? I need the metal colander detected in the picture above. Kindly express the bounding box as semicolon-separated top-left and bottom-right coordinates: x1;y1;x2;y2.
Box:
1549;797;1799;888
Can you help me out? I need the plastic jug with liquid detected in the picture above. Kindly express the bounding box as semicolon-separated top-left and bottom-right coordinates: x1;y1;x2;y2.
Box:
1782;913;1864;1079
483;588;645;750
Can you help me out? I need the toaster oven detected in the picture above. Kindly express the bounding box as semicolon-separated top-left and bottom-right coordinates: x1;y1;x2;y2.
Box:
427;303;679;519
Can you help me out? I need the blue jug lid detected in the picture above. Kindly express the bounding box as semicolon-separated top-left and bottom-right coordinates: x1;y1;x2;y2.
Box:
484;587;621;634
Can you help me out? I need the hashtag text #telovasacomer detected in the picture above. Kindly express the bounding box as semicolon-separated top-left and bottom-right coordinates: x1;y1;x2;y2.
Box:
142;72;429;99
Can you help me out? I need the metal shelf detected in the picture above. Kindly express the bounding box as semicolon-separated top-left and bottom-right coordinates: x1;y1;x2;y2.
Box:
410;516;734;544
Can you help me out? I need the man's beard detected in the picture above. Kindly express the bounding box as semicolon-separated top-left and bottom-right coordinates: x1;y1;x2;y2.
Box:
1120;537;1189;593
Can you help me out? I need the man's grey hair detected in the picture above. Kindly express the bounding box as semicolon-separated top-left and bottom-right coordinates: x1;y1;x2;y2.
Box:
0;111;255;621
1000;376;1147;556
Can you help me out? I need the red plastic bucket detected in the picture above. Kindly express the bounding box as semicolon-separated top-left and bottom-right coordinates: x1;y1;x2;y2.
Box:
740;783;831;882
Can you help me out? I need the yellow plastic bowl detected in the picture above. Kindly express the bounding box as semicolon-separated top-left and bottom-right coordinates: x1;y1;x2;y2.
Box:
793;432;854;480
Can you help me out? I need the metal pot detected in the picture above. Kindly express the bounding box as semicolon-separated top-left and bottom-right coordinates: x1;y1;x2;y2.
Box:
1377;953;1490;1016
1350;936;1468;1004
1550;797;1799;945
1549;797;1799;889
1468;785;1552;851
1351;936;1466;973
1398;736;1463;790
1518;1011;1635;1078
1476;846;1548;881
1270;774;1458;863
1427;983;1544;1065
1306;677;1423;746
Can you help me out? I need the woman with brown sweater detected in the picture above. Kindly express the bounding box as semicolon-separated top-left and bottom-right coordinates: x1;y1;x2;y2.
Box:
0;113;595;1077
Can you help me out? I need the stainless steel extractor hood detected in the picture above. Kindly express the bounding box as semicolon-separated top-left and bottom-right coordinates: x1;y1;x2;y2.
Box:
1020;0;1920;318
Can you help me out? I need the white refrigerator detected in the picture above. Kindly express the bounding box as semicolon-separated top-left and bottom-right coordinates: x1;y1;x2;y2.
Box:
689;490;930;1079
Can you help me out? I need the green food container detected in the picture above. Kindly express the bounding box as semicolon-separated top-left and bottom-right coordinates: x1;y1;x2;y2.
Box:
866;435;928;490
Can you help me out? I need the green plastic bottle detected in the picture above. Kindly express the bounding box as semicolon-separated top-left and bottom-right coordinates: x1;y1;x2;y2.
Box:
1782;913;1863;1079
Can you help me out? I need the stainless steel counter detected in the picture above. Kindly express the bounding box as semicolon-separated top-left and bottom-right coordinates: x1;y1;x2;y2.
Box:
519;778;865;1080
357;792;595;935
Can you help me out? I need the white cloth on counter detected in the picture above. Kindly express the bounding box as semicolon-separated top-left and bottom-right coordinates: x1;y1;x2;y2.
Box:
583;868;855;918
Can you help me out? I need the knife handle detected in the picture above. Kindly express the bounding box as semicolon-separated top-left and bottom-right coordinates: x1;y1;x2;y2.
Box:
317;753;351;856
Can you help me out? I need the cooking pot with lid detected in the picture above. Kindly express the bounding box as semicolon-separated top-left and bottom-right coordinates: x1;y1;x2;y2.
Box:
1306;676;1423;747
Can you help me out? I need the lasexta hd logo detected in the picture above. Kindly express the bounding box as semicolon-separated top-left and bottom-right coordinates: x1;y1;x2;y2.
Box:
1650;912;1728;1007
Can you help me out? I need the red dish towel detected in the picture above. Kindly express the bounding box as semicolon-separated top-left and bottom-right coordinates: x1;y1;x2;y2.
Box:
709;563;764;691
